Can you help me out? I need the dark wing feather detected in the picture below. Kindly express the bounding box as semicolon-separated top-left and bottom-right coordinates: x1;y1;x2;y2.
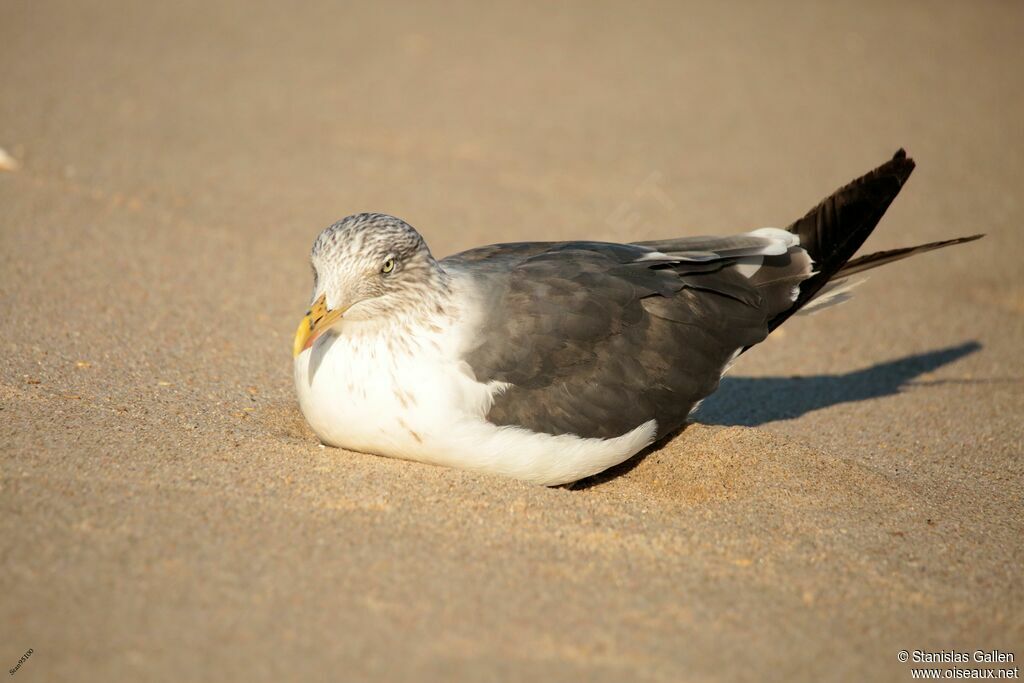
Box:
837;234;983;277
769;149;916;331
438;150;979;443
443;241;775;440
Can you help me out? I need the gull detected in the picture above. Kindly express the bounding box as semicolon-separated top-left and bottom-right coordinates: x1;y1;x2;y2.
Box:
292;150;980;485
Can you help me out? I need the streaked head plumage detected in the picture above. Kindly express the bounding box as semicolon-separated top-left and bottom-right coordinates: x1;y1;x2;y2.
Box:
307;213;442;324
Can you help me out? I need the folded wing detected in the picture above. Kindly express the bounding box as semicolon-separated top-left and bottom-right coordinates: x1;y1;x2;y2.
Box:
444;231;808;440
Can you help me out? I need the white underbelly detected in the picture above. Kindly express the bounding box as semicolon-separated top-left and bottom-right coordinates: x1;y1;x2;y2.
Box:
293;332;463;457
292;328;658;486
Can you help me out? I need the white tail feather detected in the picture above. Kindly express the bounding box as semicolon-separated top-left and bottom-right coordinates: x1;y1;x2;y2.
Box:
797;277;869;315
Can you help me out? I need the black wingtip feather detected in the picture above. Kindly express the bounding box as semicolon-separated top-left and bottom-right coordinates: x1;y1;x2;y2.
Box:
768;149;917;331
837;233;984;278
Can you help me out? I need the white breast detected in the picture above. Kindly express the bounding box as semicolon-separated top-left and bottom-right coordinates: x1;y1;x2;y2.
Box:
294;321;471;455
293;307;657;486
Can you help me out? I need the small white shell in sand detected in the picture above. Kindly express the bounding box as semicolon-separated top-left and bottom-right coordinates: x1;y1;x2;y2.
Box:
0;147;21;172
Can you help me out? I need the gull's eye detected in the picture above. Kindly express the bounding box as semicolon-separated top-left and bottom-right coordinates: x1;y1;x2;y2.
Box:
381;257;395;274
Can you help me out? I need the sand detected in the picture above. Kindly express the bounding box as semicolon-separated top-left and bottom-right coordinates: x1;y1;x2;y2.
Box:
1;1;1022;680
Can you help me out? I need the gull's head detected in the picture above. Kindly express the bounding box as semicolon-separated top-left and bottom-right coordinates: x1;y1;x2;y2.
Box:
293;213;441;357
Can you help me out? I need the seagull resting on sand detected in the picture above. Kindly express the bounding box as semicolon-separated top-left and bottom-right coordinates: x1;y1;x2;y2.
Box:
293;150;981;485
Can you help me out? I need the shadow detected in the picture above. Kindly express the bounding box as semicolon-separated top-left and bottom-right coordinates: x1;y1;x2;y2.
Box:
569;422;689;490
695;341;984;427
573;341;987;490
307;329;342;384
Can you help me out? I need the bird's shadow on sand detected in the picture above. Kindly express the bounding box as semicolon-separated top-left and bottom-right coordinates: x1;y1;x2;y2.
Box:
695;340;984;427
575;341;984;489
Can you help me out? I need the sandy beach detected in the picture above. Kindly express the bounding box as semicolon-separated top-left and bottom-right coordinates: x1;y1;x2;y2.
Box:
2;1;1022;680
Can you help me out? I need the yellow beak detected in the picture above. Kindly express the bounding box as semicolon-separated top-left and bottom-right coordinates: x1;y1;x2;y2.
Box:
292;294;348;357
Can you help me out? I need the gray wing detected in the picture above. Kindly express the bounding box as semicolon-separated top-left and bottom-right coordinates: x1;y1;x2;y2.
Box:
442;234;810;440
